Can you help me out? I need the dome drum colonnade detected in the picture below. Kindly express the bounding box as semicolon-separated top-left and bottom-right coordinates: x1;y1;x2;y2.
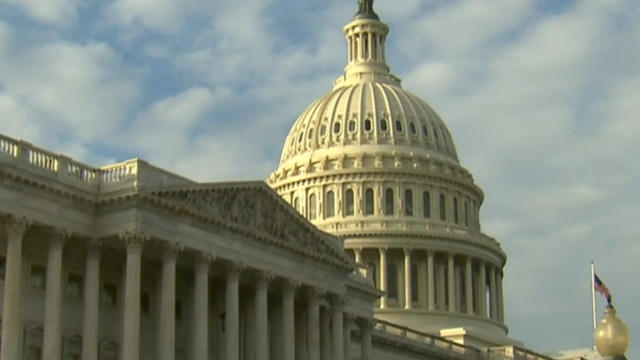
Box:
269;0;508;339
0;213;374;360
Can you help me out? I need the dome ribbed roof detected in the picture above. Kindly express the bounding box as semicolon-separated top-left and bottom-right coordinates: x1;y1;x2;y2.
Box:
279;81;458;165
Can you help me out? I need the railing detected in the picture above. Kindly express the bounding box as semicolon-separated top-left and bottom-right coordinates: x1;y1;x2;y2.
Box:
0;133;189;192
487;346;553;360
374;319;482;358
350;263;375;287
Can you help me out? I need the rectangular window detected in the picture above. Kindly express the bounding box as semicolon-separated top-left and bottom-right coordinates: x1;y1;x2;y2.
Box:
439;194;446;221
423;191;431;218
67;273;83;298
29;264;46;289
102;282;117;307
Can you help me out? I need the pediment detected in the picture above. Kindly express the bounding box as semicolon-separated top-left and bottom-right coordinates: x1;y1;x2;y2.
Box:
142;181;355;272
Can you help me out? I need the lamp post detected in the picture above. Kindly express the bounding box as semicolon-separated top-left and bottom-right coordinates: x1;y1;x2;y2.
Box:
594;305;629;360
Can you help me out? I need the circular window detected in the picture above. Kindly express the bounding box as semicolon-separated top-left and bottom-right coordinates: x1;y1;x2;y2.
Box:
380;119;388;132
395;120;403;132
348;120;356;132
410;122;416;134
334;122;341;134
364;119;372;132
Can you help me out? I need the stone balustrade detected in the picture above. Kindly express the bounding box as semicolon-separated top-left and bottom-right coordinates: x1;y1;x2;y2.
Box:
0;133;191;193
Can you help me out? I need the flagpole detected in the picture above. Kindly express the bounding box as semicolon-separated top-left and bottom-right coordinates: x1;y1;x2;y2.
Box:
591;261;597;330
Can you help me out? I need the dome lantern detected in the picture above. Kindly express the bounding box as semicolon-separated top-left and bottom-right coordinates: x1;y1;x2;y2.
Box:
340;0;396;87
594;305;630;360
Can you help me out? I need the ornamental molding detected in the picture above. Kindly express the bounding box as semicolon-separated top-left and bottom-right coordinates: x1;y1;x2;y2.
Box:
141;182;355;272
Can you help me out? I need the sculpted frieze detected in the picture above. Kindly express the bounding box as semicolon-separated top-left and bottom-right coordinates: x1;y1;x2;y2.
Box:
151;186;351;270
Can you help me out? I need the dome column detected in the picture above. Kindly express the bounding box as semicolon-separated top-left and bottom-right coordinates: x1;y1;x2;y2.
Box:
378;248;388;309
403;248;412;309
426;250;435;311
477;261;487;318
465;257;473;315
497;270;504;322
489;266;498;320
447;254;455;312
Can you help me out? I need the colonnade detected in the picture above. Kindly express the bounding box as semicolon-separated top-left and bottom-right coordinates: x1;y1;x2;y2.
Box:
0;216;375;360
353;247;504;322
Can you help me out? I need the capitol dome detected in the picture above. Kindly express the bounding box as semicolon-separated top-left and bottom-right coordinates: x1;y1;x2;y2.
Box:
269;0;510;346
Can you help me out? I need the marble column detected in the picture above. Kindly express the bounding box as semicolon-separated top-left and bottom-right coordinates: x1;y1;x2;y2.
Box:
437;260;446;310
193;254;211;360
497;270;505;322
331;297;344;360
378;248;387;309
82;239;101;360
426;250;435;311
353;248;363;264
307;289;321;360
489;266;497;320
282;280;297;360
255;272;272;360
358;319;372;360
225;263;242;360
159;243;181;360
403;248;412;309
120;231;148;360
465;257;473;315
1;216;30;360
343;314;353;360
478;261;487;318
447;254;455;312
43;228;70;360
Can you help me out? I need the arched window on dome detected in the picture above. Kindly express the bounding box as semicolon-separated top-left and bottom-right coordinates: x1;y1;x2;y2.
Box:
334;122;341;134
345;189;355;216
423;124;428;137
380;118;388;132
309;194;317;220
395;120;403;132
364;119;372;132
404;189;413;216
325;191;335;218
410;122;416;134
423;191;431;218
387;262;398;300
453;197;459;224
364;188;375;215
439;193;446;221
464;200;469;227
348;119;356;132
385;188;394;215
293;196;300;213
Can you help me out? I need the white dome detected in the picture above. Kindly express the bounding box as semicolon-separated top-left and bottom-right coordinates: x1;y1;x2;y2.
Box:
279;81;459;167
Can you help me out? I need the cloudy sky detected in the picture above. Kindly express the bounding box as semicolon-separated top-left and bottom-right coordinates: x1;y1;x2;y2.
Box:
0;0;638;357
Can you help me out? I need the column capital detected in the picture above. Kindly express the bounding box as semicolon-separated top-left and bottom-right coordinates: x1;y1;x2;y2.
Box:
5;215;31;238
403;247;412;255
330;294;347;307
194;252;215;266
304;286;326;301
162;241;184;258
118;229;149;251
378;247;387;255
85;237;103;251
224;261;246;276
253;269;275;283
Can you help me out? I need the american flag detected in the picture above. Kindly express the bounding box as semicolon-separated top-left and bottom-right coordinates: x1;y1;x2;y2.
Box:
594;273;612;304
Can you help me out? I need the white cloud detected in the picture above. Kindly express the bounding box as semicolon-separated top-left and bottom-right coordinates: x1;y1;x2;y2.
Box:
0;41;141;157
2;0;82;27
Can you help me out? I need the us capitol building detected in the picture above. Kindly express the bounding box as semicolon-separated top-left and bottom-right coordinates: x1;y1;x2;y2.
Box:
0;1;555;360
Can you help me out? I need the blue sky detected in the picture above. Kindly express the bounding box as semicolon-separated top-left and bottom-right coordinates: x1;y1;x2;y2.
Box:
1;0;638;357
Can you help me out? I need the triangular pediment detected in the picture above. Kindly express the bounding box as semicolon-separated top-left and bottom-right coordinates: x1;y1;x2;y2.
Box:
142;181;355;272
